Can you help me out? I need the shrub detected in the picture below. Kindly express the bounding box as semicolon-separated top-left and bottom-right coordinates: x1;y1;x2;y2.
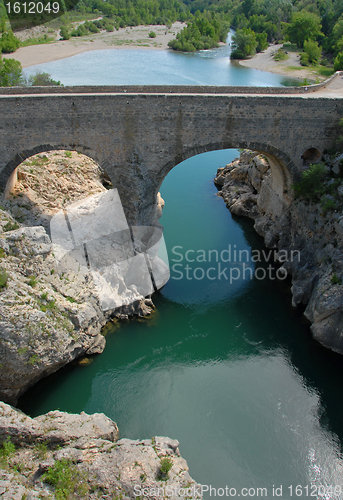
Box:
293;163;327;201
28;72;62;86
42;458;88;499
0;58;26;87
158;457;173;480
148;31;156;38
334;52;343;71
0;437;15;461
303;39;321;64
59;26;70;40
0;268;8;290
320;196;337;213
27;275;37;287
273;48;288;61
2;221;19;232
331;274;342;284
0;31;20;53
300;52;309;66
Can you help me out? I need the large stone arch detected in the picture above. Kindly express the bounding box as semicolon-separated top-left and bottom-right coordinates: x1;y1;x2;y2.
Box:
154;141;296;221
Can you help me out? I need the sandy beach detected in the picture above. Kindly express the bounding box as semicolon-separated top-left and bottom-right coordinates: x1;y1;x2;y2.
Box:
239;44;327;82
3;22;185;68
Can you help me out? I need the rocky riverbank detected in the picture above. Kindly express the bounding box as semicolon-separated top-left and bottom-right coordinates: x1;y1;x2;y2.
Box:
0;402;201;499
0;151;159;404
0;151;199;499
214;150;343;354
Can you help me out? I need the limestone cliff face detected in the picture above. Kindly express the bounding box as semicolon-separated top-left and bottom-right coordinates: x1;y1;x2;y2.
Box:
214;151;343;354
0;152;158;404
0;402;202;499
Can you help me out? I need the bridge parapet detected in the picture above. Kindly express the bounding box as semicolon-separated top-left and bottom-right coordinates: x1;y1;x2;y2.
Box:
0;71;342;96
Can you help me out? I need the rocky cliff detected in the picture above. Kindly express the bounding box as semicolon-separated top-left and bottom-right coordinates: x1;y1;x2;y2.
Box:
0;152;159;404
214;150;343;354
0;402;201;499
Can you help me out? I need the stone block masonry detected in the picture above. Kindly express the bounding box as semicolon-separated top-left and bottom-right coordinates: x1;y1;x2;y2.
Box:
0;83;342;225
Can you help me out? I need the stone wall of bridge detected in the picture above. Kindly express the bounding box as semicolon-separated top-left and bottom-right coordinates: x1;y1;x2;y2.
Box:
0;89;342;225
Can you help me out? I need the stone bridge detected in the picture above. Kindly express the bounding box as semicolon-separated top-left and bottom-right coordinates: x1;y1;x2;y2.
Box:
1;74;343;225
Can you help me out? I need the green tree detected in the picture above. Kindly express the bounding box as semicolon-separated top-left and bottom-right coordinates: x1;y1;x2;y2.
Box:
285;11;322;48
303;39;322;63
333;17;343;42
0;17;6;34
168;13;228;52
60;26;71;40
0;56;26;86
230;27;257;58
28;72;62;86
334;51;343;70
256;32;268;52
0;31;20;53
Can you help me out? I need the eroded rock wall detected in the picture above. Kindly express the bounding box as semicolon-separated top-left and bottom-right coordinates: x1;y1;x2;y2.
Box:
215;151;343;354
0;152;155;404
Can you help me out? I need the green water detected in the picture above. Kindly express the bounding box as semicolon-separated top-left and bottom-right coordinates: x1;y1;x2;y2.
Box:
20;150;343;497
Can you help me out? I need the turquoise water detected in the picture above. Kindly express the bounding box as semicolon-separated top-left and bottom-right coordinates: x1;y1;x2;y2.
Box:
23;34;298;87
19;44;343;497
20;150;343;497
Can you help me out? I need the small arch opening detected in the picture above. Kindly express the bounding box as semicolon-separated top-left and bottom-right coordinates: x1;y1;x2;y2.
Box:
301;147;321;166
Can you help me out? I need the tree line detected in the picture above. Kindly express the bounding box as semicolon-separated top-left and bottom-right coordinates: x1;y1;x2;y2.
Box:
2;0;343;86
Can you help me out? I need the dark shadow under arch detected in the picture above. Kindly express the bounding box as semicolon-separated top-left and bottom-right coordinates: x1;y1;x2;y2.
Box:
301;147;321;166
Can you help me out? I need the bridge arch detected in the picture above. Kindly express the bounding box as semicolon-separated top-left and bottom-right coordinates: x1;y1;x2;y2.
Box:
156;141;296;217
1;144;112;198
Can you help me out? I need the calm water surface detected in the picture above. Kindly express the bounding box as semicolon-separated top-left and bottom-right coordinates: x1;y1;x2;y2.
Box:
23;34;297;87
19;44;343;497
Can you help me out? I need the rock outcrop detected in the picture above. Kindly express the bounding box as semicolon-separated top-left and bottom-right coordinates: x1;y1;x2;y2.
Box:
0;402;201;499
215;150;343;354
0;152;166;404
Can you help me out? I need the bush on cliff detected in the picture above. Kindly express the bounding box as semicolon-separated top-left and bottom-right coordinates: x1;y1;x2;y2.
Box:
42;458;88;499
293;163;327;201
0;268;8;291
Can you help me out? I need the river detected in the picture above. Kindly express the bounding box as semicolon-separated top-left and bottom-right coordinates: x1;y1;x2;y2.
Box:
19;41;343;498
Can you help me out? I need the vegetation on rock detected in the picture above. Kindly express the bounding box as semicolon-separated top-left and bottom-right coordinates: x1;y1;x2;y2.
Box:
42;458;89;499
158;456;173;480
